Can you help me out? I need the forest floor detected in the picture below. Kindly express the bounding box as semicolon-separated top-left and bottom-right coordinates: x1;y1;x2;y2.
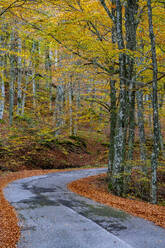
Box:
0;125;108;172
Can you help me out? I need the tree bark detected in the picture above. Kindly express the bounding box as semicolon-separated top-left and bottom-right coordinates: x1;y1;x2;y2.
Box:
108;80;117;173
136;90;147;163
147;0;159;204
9;31;15;125
112;0;126;196
125;0;138;160
0;35;5;120
16;37;22;116
45;46;53;111
69;79;75;136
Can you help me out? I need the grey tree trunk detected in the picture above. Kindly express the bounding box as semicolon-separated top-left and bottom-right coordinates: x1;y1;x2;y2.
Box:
21;61;32;115
108;0;117;176
147;0;159;204
158;120;165;157
136;90;147;163
74;79;81;135
9;31;15;125
68;79;74;136
0;72;5;120
112;0;126;196
53;49;65;134
45;46;53;111
55;84;64;133
125;0;138;161
21;76;28;116
148;95;153;137
31;41;39;109
0;35;5;120
16;37;22;116
111;0;139;195
32;74;36;109
108;80;117;174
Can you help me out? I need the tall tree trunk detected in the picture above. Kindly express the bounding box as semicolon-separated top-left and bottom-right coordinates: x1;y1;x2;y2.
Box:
108;0;117;176
0;35;5;120
136;90;147;163
148;94;153;137
74;79;81;135
31;40;39;109
22;61;31;115
53;49;65;134
9;31;15;125
112;0;139;195
16;37;22;116
158;120;165;157
108;80;117;174
125;0;138;160
112;0;126;196
0;72;5;120
55;83;64;134
45;46;53;111
68;79;74;136
147;0;159;204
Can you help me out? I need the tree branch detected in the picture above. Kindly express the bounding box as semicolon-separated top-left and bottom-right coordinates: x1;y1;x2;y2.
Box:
0;0;27;17
99;0;116;23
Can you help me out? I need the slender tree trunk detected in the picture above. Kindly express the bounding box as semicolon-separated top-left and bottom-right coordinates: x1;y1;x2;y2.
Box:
148;94;153;137
68;79;74;136
147;0;159;204
112;0;126;196
0;74;5;120
127;90;136;160
32;73;36;109
158;120;165;157
21;77;28;116
16;37;22;116
53;49;65;134
136;90;147;163
0;35;5;120
55;84;64;133
108;80;117;174
45;46;53;111
108;0;117;176
49;50;53;111
74;79;81;135
22;61;31;115
9;31;15;125
31;40;39;109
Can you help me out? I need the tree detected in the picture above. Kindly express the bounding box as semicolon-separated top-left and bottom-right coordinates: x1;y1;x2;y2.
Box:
147;0;159;204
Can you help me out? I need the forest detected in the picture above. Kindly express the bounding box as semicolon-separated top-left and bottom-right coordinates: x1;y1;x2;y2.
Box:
0;0;165;207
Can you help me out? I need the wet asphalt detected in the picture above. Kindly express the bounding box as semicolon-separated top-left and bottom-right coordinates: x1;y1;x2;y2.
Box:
4;168;165;248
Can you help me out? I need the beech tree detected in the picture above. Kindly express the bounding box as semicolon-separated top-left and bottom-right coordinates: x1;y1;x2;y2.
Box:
0;33;5;120
147;0;159;204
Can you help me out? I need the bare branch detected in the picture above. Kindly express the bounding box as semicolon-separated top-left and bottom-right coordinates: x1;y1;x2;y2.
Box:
0;0;27;17
99;0;116;23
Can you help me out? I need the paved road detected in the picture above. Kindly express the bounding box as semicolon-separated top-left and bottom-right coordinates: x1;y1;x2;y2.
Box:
4;168;165;248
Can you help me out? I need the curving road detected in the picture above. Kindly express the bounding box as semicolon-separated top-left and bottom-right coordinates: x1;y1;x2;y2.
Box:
4;168;165;248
